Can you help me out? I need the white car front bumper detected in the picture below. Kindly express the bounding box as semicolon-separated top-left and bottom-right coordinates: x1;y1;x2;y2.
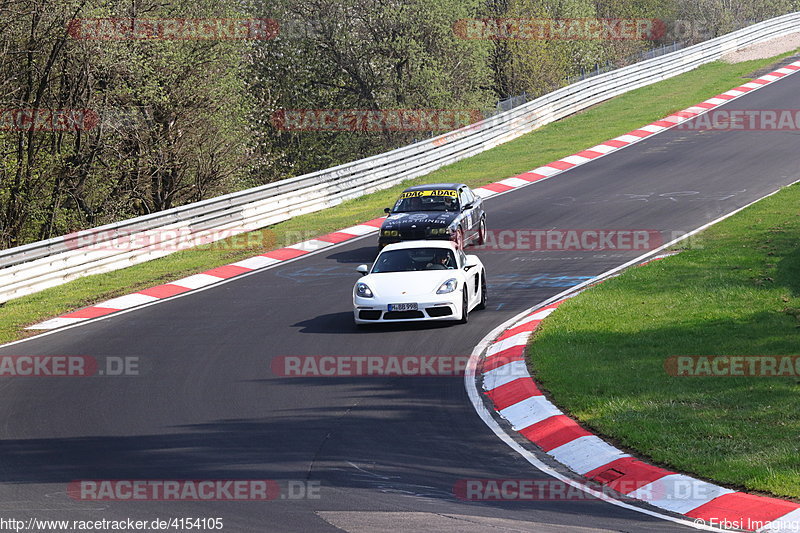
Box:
353;294;462;324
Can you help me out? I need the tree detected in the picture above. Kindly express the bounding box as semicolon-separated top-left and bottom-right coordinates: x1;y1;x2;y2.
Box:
0;0;255;246
248;0;493;180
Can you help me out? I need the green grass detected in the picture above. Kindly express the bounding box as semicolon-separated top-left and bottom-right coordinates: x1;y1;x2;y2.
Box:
1;50;798;345
528;183;800;500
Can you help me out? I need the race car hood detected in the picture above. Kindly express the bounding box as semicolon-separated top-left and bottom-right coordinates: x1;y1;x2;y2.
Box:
382;211;458;230
360;271;461;299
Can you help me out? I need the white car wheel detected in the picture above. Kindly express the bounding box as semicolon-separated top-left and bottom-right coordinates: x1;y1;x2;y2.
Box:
477;272;486;310
458;288;469;324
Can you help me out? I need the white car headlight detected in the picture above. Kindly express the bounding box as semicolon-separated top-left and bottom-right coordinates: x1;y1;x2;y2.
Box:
356;282;373;298
436;278;458;294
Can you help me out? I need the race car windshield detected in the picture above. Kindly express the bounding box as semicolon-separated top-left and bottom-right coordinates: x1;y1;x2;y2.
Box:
372;248;457;273
392;194;459;213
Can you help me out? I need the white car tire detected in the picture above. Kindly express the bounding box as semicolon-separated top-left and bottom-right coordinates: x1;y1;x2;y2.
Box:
458;288;469;324
477;272;487;310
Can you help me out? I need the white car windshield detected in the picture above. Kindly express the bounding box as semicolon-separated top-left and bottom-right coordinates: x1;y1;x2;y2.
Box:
372;248;457;273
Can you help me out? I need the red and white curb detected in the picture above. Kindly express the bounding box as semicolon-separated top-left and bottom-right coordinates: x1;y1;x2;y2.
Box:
470;60;800;201
27;219;386;330
476;260;800;533
27;60;800;331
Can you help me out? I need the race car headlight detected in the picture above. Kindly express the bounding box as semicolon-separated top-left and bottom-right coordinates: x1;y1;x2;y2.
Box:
436;278;458;294
382;230;399;237
356;282;373;298
428;228;447;235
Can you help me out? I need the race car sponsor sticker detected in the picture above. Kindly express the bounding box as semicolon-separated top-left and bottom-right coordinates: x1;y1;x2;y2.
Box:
400;189;458;198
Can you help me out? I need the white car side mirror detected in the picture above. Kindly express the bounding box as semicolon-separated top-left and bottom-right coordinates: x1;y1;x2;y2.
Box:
464;255;479;270
356;264;369;276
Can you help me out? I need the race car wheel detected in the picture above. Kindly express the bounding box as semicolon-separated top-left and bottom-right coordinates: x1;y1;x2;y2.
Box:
477;272;487;310
459;288;469;324
476;217;486;246
454;227;464;250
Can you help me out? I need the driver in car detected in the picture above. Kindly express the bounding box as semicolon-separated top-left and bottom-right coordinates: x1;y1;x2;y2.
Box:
426;250;454;270
406;196;422;211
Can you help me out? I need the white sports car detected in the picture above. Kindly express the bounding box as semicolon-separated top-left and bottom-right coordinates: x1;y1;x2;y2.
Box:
353;241;486;325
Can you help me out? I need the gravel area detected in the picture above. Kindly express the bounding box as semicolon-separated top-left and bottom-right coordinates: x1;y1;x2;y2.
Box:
722;32;800;63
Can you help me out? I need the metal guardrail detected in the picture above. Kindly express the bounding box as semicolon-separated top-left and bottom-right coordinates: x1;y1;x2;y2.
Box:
493;42;686;114
1;12;798;303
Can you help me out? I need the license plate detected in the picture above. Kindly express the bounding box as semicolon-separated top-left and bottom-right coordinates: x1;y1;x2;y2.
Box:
388;303;418;312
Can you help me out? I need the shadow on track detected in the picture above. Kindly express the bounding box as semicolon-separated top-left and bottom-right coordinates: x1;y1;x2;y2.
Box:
292;312;460;334
325;246;377;265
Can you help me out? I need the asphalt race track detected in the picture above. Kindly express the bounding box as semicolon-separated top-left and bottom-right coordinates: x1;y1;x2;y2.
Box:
0;69;799;532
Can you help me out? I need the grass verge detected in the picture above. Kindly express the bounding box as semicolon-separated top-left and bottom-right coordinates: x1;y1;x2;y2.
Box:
1;50;798;345
528;182;800;500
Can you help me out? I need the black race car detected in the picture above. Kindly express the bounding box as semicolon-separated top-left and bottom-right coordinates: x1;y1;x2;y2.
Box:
378;183;486;250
